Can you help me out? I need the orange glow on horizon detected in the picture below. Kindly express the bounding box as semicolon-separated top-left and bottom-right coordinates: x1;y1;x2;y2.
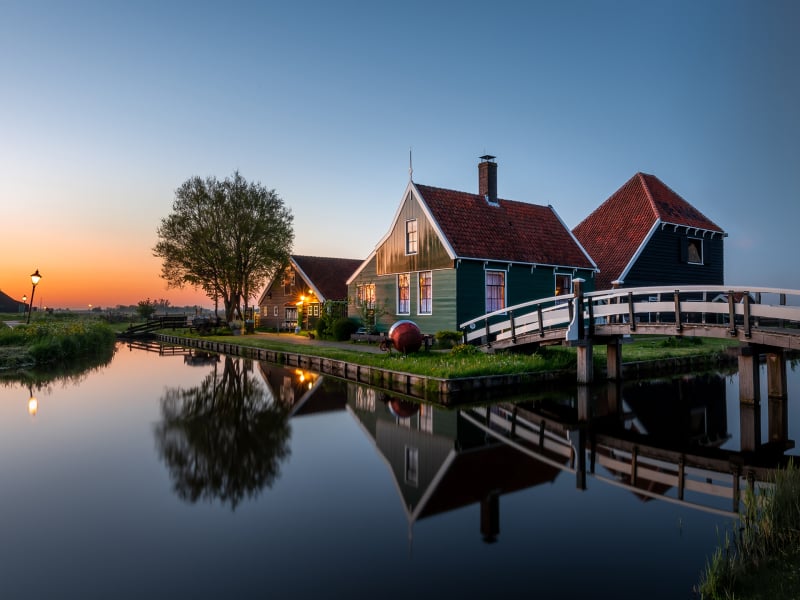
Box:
1;251;212;310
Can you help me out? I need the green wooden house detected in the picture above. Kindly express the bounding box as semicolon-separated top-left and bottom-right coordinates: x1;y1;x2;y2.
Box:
347;156;598;334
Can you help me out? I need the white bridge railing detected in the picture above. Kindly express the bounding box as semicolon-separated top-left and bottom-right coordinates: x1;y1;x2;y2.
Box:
460;285;800;347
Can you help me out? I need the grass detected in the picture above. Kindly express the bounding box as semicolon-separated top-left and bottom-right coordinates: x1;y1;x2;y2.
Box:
0;315;117;372
697;462;800;599
169;330;739;379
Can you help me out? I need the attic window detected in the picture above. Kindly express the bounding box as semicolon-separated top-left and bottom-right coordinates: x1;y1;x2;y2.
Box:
405;219;418;255
687;238;703;265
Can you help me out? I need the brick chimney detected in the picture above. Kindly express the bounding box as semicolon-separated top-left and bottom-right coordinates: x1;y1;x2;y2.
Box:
478;155;497;203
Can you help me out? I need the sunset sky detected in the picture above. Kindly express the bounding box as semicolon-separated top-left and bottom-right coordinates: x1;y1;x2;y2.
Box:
1;1;798;310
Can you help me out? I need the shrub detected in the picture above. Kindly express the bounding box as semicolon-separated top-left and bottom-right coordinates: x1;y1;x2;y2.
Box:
331;317;359;341
435;330;463;349
449;343;480;357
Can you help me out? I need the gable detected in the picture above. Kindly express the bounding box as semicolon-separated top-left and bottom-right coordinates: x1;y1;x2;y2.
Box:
375;187;454;275
573;172;726;290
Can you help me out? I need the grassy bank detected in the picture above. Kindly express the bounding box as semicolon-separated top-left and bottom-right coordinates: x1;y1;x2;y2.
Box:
173;330;740;379
0;316;117;372
697;463;800;599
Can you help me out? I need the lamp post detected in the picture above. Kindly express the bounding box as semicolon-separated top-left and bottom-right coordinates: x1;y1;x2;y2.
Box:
21;295;27;315
27;269;42;324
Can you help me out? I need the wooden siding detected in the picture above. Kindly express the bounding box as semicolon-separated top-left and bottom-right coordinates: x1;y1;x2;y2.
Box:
625;228;724;288
349;255;459;334
455;261;596;326
258;266;320;331
376;192;454;275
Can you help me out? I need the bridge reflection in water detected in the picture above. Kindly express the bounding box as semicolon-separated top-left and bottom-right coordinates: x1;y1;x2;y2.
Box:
249;358;797;538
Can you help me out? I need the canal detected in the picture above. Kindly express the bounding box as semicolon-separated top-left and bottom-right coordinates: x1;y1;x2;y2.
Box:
1;341;797;599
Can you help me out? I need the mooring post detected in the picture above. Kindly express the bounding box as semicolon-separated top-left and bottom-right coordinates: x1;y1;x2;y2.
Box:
767;350;788;445
606;337;622;380
738;345;761;452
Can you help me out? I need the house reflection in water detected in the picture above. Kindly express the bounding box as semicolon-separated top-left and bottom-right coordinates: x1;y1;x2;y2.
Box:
346;383;570;543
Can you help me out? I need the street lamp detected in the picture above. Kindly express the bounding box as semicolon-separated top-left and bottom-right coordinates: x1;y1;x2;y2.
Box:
21;295;27;315
27;269;41;324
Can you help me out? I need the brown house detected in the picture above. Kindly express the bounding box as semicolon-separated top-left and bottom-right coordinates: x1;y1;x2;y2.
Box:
257;255;362;331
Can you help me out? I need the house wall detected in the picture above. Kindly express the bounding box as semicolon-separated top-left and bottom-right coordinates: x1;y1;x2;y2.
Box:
455;261;596;327
259;266;321;331
625;228;724;288
350;256;597;335
349;256;458;334
376;191;454;275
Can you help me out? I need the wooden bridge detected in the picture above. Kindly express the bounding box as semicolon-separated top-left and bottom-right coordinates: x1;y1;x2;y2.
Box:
117;315;190;339
461;284;800;352
461;283;800;453
461;401;786;517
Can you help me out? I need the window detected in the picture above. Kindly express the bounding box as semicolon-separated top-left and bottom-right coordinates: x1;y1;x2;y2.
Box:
357;283;376;308
555;274;572;297
312;303;320;317
406;219;418;254
285;307;297;323
418;405;433;433
404;446;419;486
687;238;703;264
486;270;506;313
418;271;432;314
397;273;410;314
273;306;278;317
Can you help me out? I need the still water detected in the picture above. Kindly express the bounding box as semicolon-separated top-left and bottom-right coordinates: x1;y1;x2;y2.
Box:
1;342;797;600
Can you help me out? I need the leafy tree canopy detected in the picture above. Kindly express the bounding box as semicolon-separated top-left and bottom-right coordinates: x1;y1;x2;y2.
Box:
154;171;293;321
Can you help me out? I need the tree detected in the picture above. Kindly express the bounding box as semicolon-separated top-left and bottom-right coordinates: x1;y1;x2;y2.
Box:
137;298;157;320
154;171;293;322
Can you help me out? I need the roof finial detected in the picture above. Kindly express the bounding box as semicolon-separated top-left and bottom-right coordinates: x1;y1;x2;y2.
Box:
409;147;413;181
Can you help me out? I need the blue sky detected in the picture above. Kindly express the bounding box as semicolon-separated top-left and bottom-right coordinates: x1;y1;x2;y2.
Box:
1;0;798;308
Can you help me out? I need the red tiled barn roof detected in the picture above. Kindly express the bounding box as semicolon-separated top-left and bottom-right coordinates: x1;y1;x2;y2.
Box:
573;173;724;290
415;184;595;269
292;255;362;301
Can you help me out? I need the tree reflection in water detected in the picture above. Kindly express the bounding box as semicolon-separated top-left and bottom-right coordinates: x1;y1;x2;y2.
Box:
154;355;291;510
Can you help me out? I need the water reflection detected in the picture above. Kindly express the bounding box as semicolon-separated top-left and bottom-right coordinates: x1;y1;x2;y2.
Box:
347;385;569;543
154;355;292;510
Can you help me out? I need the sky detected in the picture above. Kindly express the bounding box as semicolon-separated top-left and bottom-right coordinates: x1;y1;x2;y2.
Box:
1;0;798;310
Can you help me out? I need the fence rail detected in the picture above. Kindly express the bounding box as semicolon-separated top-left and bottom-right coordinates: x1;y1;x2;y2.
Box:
460;285;800;349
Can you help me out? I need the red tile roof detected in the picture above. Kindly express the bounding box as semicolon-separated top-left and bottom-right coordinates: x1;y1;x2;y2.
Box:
415;184;595;269
573;173;724;290
292;255;362;301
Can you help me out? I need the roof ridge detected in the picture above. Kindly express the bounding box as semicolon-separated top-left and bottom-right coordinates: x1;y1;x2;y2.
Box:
636;172;661;221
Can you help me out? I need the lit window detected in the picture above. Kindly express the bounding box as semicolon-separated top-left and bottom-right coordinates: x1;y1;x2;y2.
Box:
406;220;418;254
357;283;376;308
397;273;410;314
486;270;506;313
555;274;572;297
418;271;432;314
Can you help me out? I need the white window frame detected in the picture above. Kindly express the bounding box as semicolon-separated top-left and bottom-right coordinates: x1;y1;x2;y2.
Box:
405;219;418;255
397;273;410;315
418;271;432;315
687;237;704;265
554;273;572;303
485;270;506;313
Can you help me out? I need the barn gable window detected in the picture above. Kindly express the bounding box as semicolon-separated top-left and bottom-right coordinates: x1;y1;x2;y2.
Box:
687;238;703;264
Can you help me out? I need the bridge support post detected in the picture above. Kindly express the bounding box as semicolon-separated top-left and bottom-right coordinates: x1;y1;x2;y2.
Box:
767;351;788;446
576;341;593;384
738;346;761;452
606;337;622;380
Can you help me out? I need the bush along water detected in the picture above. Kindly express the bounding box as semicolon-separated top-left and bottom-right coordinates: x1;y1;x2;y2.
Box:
0;318;117;371
697;460;800;599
